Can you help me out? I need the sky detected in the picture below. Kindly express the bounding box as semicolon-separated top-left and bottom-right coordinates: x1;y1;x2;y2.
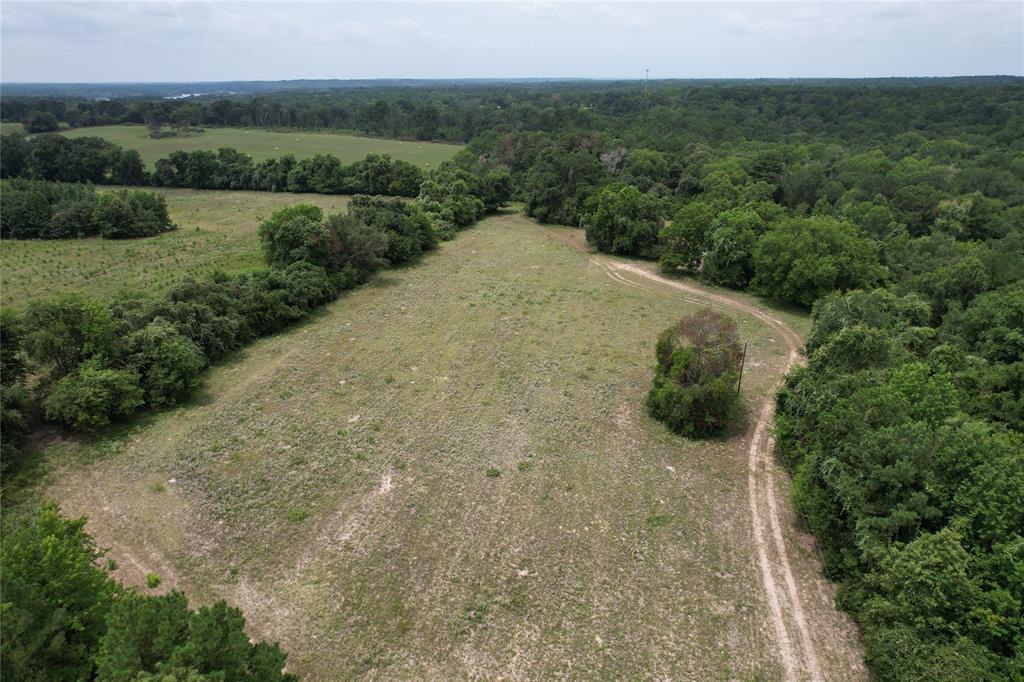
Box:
1;1;1021;82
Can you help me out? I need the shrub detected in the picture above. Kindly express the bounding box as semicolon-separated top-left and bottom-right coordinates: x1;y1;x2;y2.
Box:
92;189;174;239
43;361;144;429
646;309;743;437
348;195;436;264
22;294;120;378
257;204;329;269
323;213;390;284
126;319;208;407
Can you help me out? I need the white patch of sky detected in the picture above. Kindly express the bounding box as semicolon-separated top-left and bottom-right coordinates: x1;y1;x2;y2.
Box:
1;1;1020;82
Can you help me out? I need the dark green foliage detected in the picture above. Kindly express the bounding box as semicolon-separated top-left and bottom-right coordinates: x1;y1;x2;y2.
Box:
751;216;883;307
96;593;296;682
583;184;667;258
92;189;174;239
22;110;59;133
22;294;120;378
322;213;390;284
0;308;31;466
646;309;743;437
1;504;119;681
1;505;296;681
42;361;144;429
776;282;1024;681
0;179;171;240
658;202;714;273
257;204;329;269
126;320;207;407
348;194;436;264
701;207;768;288
523;145;604;226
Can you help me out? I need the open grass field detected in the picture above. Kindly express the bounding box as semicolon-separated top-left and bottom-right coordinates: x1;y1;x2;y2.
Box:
0;188;352;308
28;213;866;680
1;121;27;135
59;125;463;168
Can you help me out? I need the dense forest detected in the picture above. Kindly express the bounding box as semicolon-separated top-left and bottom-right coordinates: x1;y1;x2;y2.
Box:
2;79;1022;680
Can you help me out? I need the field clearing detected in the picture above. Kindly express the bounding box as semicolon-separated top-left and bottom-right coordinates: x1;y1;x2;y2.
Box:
35;213;865;680
1;121;27;135
0;188;352;307
59;125;462;168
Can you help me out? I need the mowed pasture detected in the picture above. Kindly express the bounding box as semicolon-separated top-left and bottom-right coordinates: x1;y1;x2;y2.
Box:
37;213;865;680
60;125;462;168
0;188;352;307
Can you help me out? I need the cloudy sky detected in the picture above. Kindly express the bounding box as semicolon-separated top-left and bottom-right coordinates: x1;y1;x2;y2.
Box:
2;1;1021;82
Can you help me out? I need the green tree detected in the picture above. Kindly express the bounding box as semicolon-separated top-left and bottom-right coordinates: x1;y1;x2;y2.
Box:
126;320;208;407
658;201;714;273
751;216;883;307
43;361;144;429
22;294;119;378
257;204;329;270
1;504;119;681
583;184;666;258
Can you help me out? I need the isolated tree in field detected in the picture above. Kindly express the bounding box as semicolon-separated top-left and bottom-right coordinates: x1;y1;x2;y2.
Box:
646;309;743;437
583;184;667;258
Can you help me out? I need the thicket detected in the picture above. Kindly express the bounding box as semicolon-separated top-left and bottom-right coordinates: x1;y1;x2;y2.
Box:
646;309;743;437
0;503;296;681
0;159;506;467
0;179;174;239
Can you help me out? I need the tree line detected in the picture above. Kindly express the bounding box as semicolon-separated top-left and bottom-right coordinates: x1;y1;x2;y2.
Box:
0;133;427;197
1;179;174;239
2;79;1019;147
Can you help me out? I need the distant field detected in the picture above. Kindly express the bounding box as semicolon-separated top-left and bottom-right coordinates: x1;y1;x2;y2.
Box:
59;125;462;168
35;214;864;680
1;121;26;135
0;188;352;307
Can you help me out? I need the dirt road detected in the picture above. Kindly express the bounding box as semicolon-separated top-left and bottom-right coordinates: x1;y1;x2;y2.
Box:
545;228;856;681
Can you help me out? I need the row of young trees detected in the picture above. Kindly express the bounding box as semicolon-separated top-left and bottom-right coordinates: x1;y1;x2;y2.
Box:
1;179;174;239
0;133;428;198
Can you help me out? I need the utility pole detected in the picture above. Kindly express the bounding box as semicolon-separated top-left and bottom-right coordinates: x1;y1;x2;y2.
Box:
644;69;649;93
736;343;748;395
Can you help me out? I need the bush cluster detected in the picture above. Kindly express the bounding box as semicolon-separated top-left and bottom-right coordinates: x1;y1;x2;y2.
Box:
646;309;743;437
0;179;174;239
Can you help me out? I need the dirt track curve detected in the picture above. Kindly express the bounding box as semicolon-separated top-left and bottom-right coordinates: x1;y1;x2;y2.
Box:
545;229;826;681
